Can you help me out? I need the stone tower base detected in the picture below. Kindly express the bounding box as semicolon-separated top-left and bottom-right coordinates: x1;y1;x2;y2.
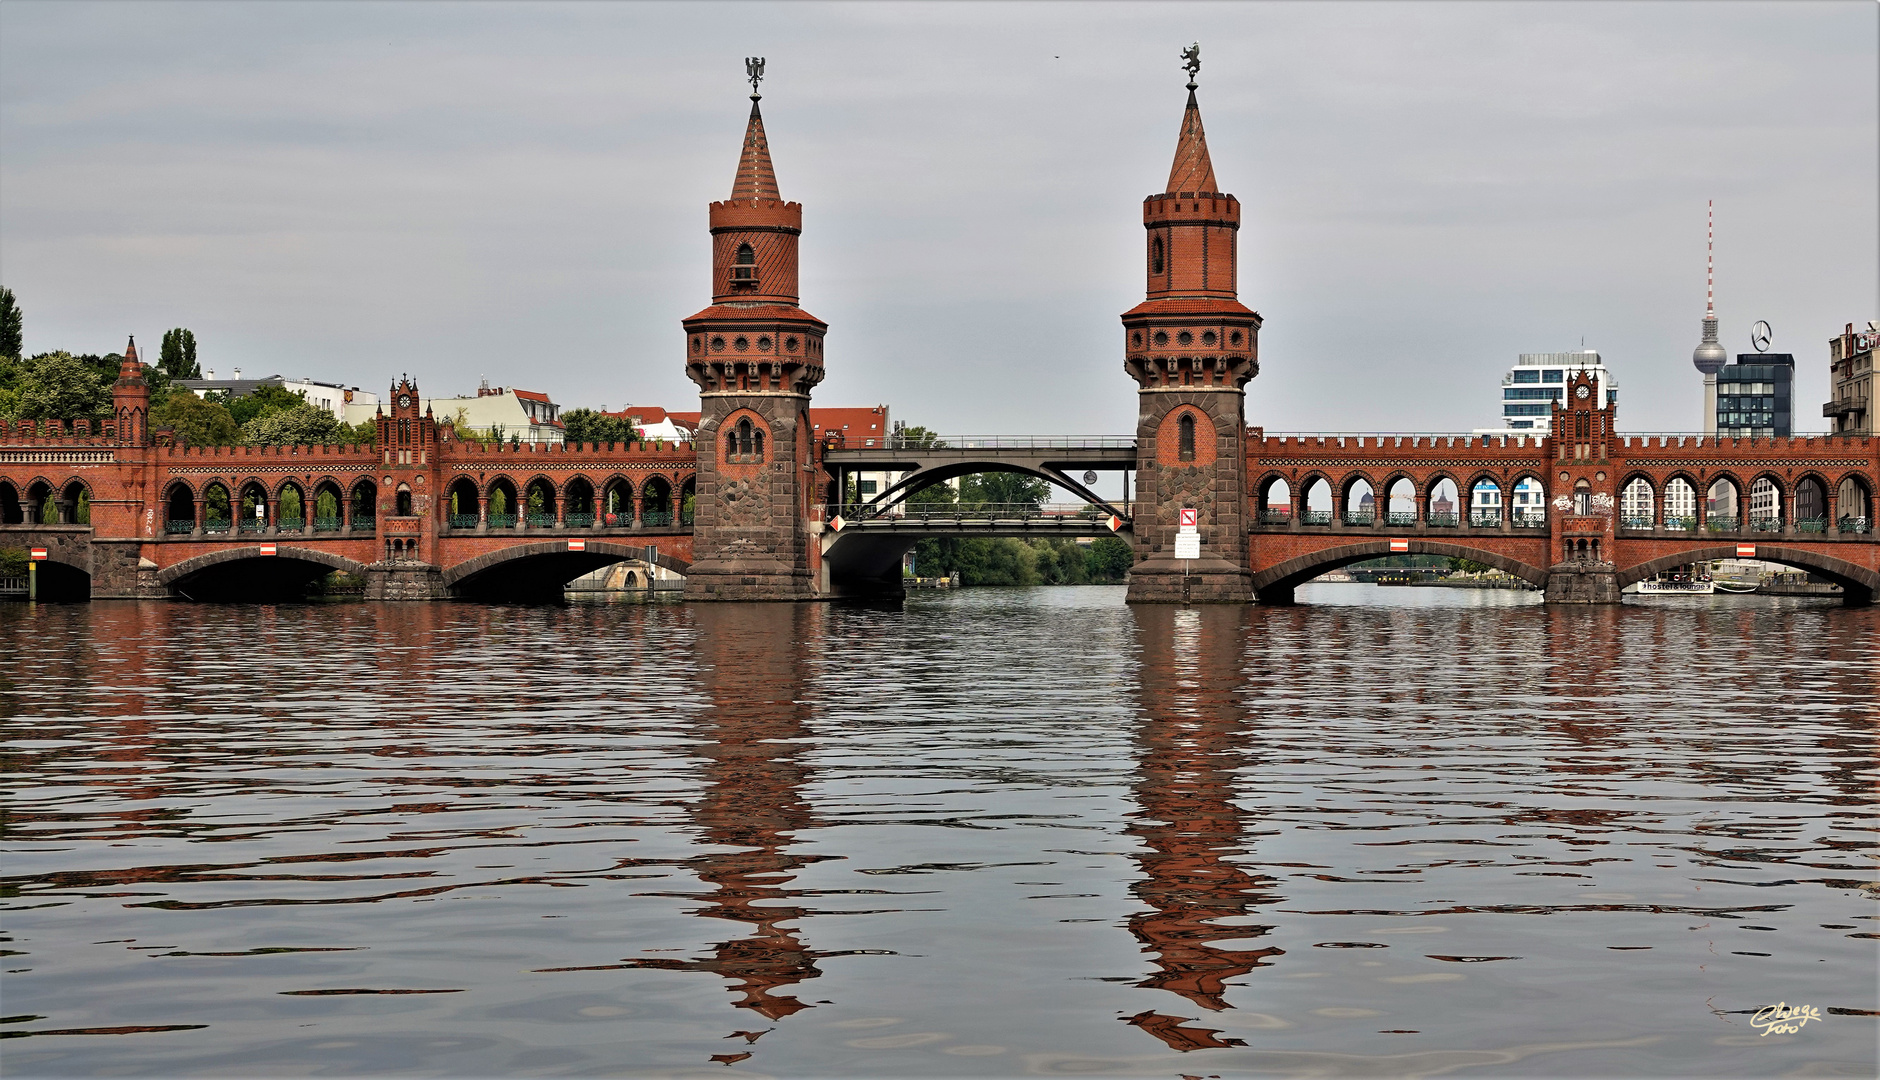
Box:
1126;556;1253;604
1544;562;1620;604
365;562;448;601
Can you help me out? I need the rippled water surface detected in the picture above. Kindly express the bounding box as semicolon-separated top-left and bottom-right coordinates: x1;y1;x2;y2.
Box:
2;587;1875;1078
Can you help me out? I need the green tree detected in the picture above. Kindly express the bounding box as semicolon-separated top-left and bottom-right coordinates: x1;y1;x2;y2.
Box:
1085;537;1134;582
279;486;303;522
958;471;1050;509
561;408;639;446
221;383;304;427
158;328;200;380
315;488;341;520
339;418;378;445
203;484;231;523
0;287;21;359
150;391;241;446
13;352;110;420
490;487;509;516
74;490;90;525
243;402;343;446
0;547;28;577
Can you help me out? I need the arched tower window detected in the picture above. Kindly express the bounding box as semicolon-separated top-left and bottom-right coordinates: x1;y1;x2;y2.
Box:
1151;235;1164;275
731;242;757;286
727;417;765;463
1177;413;1196;463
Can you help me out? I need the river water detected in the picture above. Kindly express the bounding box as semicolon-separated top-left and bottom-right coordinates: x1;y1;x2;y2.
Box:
2;587;1875;1078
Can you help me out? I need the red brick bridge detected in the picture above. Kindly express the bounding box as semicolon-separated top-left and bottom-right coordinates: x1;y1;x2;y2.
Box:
3;72;1875;604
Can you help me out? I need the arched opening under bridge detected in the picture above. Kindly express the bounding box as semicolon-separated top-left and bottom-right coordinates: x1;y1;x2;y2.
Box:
1250;540;1550;606
158;547;369;603
444;542;690;603
1618;546;1876;607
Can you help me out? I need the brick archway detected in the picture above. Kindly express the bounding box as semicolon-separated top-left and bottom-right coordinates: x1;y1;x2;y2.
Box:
442;540;692;590
1617;545;1877;605
1250;539;1550;604
157;546;369;586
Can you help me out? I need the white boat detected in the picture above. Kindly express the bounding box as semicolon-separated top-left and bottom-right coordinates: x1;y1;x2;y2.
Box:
1635;576;1715;595
1713;579;1760;593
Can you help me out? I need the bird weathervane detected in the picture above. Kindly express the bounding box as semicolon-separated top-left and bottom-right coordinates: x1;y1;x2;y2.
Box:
1181;43;1200;90
746;57;765;99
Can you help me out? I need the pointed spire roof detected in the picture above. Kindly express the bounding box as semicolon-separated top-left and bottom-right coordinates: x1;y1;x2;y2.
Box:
731;98;780;202
1165;88;1218;194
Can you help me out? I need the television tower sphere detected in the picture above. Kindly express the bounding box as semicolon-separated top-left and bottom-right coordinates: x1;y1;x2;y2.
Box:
1693;313;1728;374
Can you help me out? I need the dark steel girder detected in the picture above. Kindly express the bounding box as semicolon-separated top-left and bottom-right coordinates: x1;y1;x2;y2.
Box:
822;445;1138;520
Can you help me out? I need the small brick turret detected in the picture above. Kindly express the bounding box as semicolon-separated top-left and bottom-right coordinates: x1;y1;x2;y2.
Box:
112;336;149;447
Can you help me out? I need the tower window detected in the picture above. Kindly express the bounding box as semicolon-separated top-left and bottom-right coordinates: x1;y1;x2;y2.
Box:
727;417;765;463
1178;413;1196;463
1152;236;1164;275
731;242;757;285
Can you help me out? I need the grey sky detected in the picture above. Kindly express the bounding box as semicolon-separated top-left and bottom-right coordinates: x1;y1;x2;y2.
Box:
2;1;1874;438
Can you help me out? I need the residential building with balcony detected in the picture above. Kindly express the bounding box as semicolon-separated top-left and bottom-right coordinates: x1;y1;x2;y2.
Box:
1823;321;1875;436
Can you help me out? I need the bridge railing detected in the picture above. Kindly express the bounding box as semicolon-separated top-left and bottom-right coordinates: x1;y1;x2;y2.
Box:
839;435;1135;451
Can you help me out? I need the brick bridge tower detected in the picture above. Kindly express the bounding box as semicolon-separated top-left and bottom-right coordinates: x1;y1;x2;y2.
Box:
1122;51;1258;603
683;61;827;600
1543;366;1623;602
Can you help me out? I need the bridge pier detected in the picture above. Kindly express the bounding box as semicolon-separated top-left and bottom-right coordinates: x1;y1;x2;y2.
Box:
1542;562;1621;604
365;561;448;601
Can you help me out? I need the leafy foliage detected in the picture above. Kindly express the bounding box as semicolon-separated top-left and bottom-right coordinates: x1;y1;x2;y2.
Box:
561;408;640;446
158;328;200;380
6;352;110;420
0;287;21;359
150;392;241;447
242;402;344;446
912;535;1134;586
215;383;304;427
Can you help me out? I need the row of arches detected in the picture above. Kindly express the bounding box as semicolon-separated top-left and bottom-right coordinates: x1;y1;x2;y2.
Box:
440;474;694;529
162;479;377;533
1253;469;1877;533
0;479;90;525
1256;474;1551;527
1615;473;1872;532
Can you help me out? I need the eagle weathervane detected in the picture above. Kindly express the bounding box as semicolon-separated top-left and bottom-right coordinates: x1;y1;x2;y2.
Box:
1181;43;1200;89
746;56;765;100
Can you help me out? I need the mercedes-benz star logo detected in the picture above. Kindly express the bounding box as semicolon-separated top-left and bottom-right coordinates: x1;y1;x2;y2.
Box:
1750;320;1772;353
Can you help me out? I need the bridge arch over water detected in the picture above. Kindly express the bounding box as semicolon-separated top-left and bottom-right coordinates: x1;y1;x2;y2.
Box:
1250;540;1551;605
158;546;370;602
1616;545;1876;606
443;541;691;602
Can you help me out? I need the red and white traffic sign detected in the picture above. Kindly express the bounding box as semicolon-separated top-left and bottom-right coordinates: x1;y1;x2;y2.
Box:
1736;544;1756;558
1106;515;1125;533
1389;538;1410;553
829;515;845;532
1179;507;1198;529
567;540;586;552
29;547;48;561
258;543;278;556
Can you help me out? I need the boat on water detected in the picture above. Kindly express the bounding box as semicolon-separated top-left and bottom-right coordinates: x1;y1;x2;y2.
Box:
1635;572;1715;595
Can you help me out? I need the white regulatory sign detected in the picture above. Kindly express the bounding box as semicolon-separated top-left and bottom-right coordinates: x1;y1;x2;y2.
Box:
1173;533;1201;560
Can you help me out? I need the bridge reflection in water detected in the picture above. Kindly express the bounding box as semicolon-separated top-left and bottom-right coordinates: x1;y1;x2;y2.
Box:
1122;606;1281;1051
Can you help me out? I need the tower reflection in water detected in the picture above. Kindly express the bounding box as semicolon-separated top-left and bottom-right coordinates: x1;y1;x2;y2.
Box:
623;604;834;1061
1123;605;1282;1051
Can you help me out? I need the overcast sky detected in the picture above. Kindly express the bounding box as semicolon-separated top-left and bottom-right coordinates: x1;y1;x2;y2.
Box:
2;1;1874;437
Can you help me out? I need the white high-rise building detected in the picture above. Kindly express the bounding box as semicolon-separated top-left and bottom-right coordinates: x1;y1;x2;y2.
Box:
1476;350;1619;434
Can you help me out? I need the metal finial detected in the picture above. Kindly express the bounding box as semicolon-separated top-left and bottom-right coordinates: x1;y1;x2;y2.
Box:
1180;43;1200;90
746;57;765;100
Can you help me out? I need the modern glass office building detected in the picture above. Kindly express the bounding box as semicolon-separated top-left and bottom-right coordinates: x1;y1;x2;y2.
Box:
1485;350;1617;432
1713;354;1793;437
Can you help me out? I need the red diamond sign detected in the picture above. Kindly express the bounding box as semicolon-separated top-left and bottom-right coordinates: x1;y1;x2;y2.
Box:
830;516;845;532
1107;515;1124;532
